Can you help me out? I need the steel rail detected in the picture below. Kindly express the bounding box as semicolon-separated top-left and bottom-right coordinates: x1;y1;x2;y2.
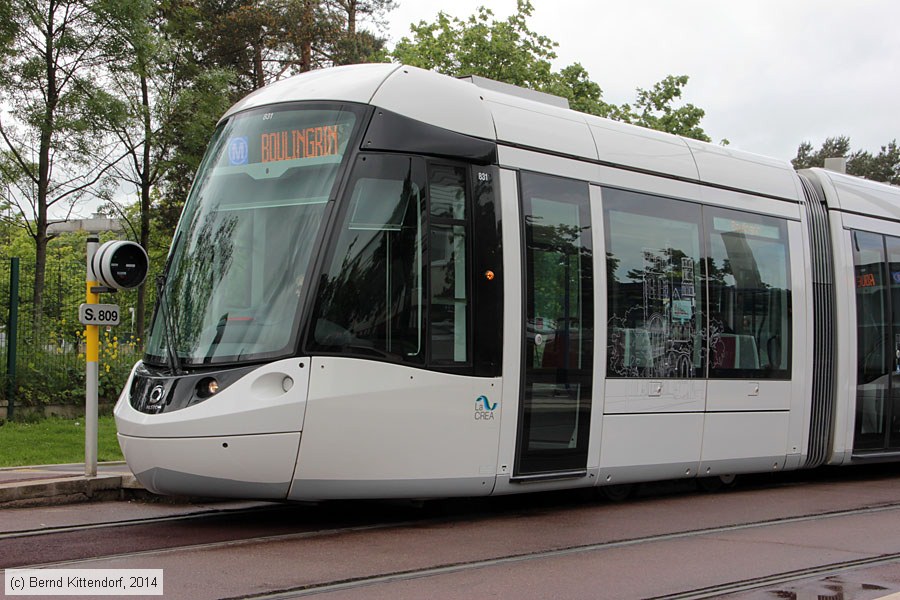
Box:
222;503;900;599
0;503;283;541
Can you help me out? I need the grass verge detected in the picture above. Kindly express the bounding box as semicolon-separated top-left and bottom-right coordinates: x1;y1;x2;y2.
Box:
0;415;123;467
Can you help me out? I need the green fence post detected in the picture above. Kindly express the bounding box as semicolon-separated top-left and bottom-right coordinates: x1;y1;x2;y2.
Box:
6;257;19;420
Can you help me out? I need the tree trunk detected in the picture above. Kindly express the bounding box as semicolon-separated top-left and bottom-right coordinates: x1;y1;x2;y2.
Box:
137;70;152;341
347;0;357;35
347;0;358;61
32;215;48;338
300;0;313;71
33;0;58;338
253;42;265;88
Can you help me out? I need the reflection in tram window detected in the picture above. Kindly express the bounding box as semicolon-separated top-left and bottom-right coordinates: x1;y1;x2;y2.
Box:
145;106;358;365
429;165;469;364
604;189;704;379
854;231;890;450
706;207;791;379
312;154;426;363
887;237;900;446
517;172;593;475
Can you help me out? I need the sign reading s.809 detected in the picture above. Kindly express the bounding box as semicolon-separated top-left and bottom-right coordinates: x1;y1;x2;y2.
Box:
79;303;121;326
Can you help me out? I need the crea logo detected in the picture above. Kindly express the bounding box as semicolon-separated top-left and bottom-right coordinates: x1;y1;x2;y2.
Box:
475;396;497;412
475;395;498;420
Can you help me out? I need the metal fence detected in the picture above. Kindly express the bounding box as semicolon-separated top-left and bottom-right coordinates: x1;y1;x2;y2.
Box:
0;255;153;415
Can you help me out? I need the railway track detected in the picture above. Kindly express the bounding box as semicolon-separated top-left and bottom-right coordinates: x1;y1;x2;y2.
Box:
6;495;900;598
5;470;900;598
0;504;284;541
227;504;900;599
0;501;436;570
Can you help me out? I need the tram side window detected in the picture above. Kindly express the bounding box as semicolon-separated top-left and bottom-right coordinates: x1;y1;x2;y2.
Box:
429;165;469;363
706;208;791;379
853;231;889;449
311;155;426;363
604;189;704;379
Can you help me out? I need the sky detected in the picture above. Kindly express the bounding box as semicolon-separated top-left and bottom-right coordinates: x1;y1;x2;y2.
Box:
382;0;899;162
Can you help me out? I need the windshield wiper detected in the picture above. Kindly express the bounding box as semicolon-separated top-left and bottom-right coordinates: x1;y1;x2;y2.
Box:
155;274;183;376
203;313;228;364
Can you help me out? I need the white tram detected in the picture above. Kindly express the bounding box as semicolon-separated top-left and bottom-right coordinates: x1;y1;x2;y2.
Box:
115;64;900;500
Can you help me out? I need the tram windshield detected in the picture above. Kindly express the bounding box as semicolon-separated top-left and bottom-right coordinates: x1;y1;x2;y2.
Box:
145;103;362;367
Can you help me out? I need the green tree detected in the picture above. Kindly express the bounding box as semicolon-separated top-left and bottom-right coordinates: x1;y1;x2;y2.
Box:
618;75;711;142
155;0;394;237
0;0;126;332
189;0;331;92
392;1;559;91
150;1;237;233
792;136;900;185
0;0;15;60
177;0;391;97
793;136;852;170
94;0;214;338
392;1;710;140
328;0;394;65
543;63;614;118
154;69;234;234
852;141;900;185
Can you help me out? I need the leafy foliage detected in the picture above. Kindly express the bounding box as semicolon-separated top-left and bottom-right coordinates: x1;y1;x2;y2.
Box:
155;0;393;234
394;1;556;89
3;0;895;421
0;0;127;331
0;242;143;412
619;75;711;142
793;136;900;185
392;1;711;140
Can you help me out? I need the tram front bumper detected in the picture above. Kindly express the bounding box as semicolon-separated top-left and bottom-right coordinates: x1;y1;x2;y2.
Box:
113;358;310;499
117;431;301;499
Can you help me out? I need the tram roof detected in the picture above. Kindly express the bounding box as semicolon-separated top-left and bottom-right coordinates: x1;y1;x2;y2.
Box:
805;167;900;219
223;64;802;202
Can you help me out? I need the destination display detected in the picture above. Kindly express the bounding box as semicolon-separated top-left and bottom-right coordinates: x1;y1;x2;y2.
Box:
261;125;341;162
856;272;877;288
223;109;354;168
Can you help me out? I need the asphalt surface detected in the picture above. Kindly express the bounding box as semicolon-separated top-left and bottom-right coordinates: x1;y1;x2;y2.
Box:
4;466;900;599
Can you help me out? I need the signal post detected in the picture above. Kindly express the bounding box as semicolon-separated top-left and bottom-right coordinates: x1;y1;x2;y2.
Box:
84;237;100;477
80;237;149;477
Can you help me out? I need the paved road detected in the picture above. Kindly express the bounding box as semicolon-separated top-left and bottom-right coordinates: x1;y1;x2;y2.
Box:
3;467;900;599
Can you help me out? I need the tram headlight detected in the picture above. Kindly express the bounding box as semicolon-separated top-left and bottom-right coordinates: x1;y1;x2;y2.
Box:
197;377;220;398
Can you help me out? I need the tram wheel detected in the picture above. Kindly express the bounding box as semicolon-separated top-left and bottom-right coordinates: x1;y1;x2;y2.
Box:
598;483;634;502
697;474;738;493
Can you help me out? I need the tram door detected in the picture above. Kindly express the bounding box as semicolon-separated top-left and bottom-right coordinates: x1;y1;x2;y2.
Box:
515;172;594;476
853;231;900;452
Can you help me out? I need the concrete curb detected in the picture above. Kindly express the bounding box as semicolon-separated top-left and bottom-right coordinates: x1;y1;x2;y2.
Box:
0;464;227;508
0;461;128;472
0;474;128;508
0;462;153;508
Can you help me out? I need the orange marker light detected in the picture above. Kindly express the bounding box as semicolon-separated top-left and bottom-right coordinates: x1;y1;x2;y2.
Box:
485;270;495;281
